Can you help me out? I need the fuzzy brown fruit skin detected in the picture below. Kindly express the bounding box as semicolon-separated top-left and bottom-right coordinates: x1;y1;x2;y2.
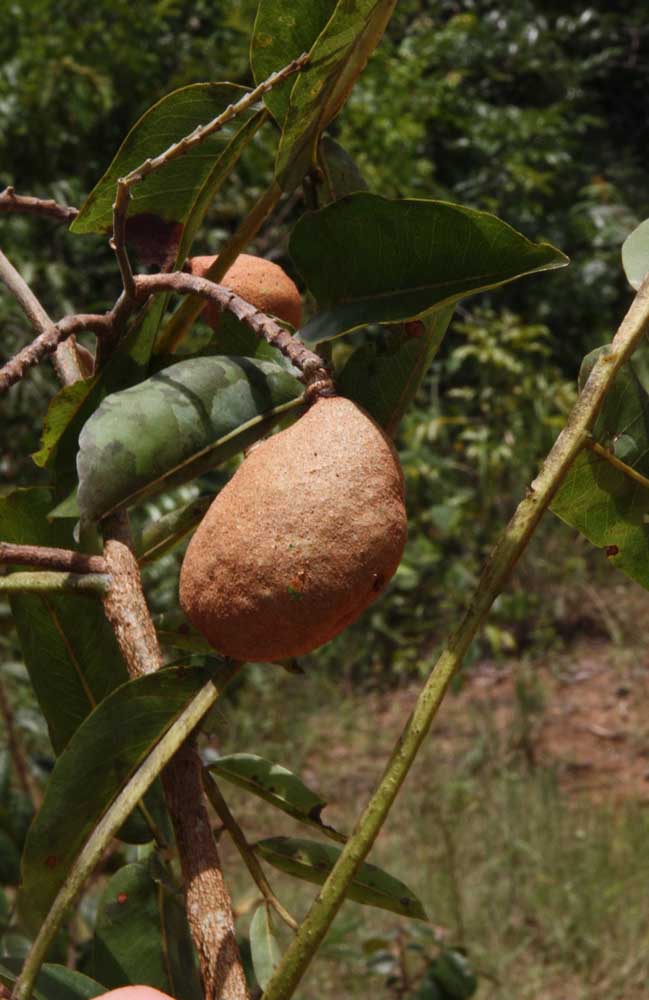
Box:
179;396;407;662
188;253;302;330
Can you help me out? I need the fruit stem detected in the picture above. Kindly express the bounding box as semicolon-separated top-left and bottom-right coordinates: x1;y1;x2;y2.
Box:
260;281;649;999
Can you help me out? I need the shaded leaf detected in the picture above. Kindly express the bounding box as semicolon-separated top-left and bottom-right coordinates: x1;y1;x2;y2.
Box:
337;306;454;434
255;837;427;920
430;950;478;999
0;489;127;753
290;193;568;343
92;863;201;1000
622;218;649;290
208;754;345;843
314;135;368;206
71;84;256;237
551;342;649;589
76;356;303;524
0;830;20;885
153;610;214;654
250;905;282;990
133;495;213;565
0;961;105;1000
251;0;335;125
18;665;216;933
275;0;397;188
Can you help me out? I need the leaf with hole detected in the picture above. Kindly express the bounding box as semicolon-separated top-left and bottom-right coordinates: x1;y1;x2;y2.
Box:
255;837;427;920
18;665;228;934
290;193;568;343
76;356;303;524
250;904;282;991
0;489;127;753
208;754;345;843
92;862;201;1000
551;341;649;590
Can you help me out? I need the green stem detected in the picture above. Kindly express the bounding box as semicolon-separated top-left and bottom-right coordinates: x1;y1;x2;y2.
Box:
203;772;299;933
12;663;242;1000
261;277;649;1000
155;180;282;355
0;572;110;594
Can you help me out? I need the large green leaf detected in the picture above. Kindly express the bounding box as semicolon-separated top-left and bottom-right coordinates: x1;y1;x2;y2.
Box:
0;961;105;1000
337;306;454;434
255;837;427;920
314;135;368;206
274;1;397;188
18;665;216;934
92;862;201;1000
249;904;282;990
208;754;345;843
76;356;303;524
290;193;568;344
0;489;127;753
71;83;256;239
551;342;649;588
251;1;335;125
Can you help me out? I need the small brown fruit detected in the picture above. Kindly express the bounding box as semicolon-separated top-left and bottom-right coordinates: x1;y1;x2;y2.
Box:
179;396;407;662
188;253;302;330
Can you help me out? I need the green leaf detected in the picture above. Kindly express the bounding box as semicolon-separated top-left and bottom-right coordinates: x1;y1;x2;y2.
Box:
430;950;478;999
251;1;335;125
0;961;105;1000
76;356;303;524
290;193;569;344
31;377;98;471
71;84;256;238
337;306;454;433
92;862;201;1000
133;496;212;565
254;837;427;920
622;218;649;290
551;342;649;589
249;904;282;990
18;665;215;934
207;754;346;843
275;1;397;188
0;489;128;753
314;135;368;206
153;610;215;655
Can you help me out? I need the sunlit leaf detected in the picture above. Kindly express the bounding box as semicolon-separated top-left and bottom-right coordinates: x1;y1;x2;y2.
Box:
622;218;649;290
208;754;345;843
290;193;568;343
249;904;282;990
255;837;427;920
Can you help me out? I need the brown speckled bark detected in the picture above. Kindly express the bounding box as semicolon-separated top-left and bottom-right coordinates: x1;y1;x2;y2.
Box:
101;512;248;1000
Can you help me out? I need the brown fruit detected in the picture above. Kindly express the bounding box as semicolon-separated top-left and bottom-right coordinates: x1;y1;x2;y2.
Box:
188;253;302;330
179;396;407;662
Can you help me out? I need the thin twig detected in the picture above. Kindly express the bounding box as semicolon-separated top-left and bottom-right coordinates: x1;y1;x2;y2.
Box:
0;543;107;575
0;248;58;338
0;186;78;224
260;278;649;999
110;53;308;297
203;771;299;933
585;437;649;491
101;512;249;1000
0;572;110;595
0;312;111;393
136;271;333;397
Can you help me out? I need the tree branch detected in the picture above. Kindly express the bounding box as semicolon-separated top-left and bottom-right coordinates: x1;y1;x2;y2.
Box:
0;543;107;575
0;187;78;224
110;53;309;297
136;271;333;397
100;512;249;1000
0;572;110;595
0;312;111;394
